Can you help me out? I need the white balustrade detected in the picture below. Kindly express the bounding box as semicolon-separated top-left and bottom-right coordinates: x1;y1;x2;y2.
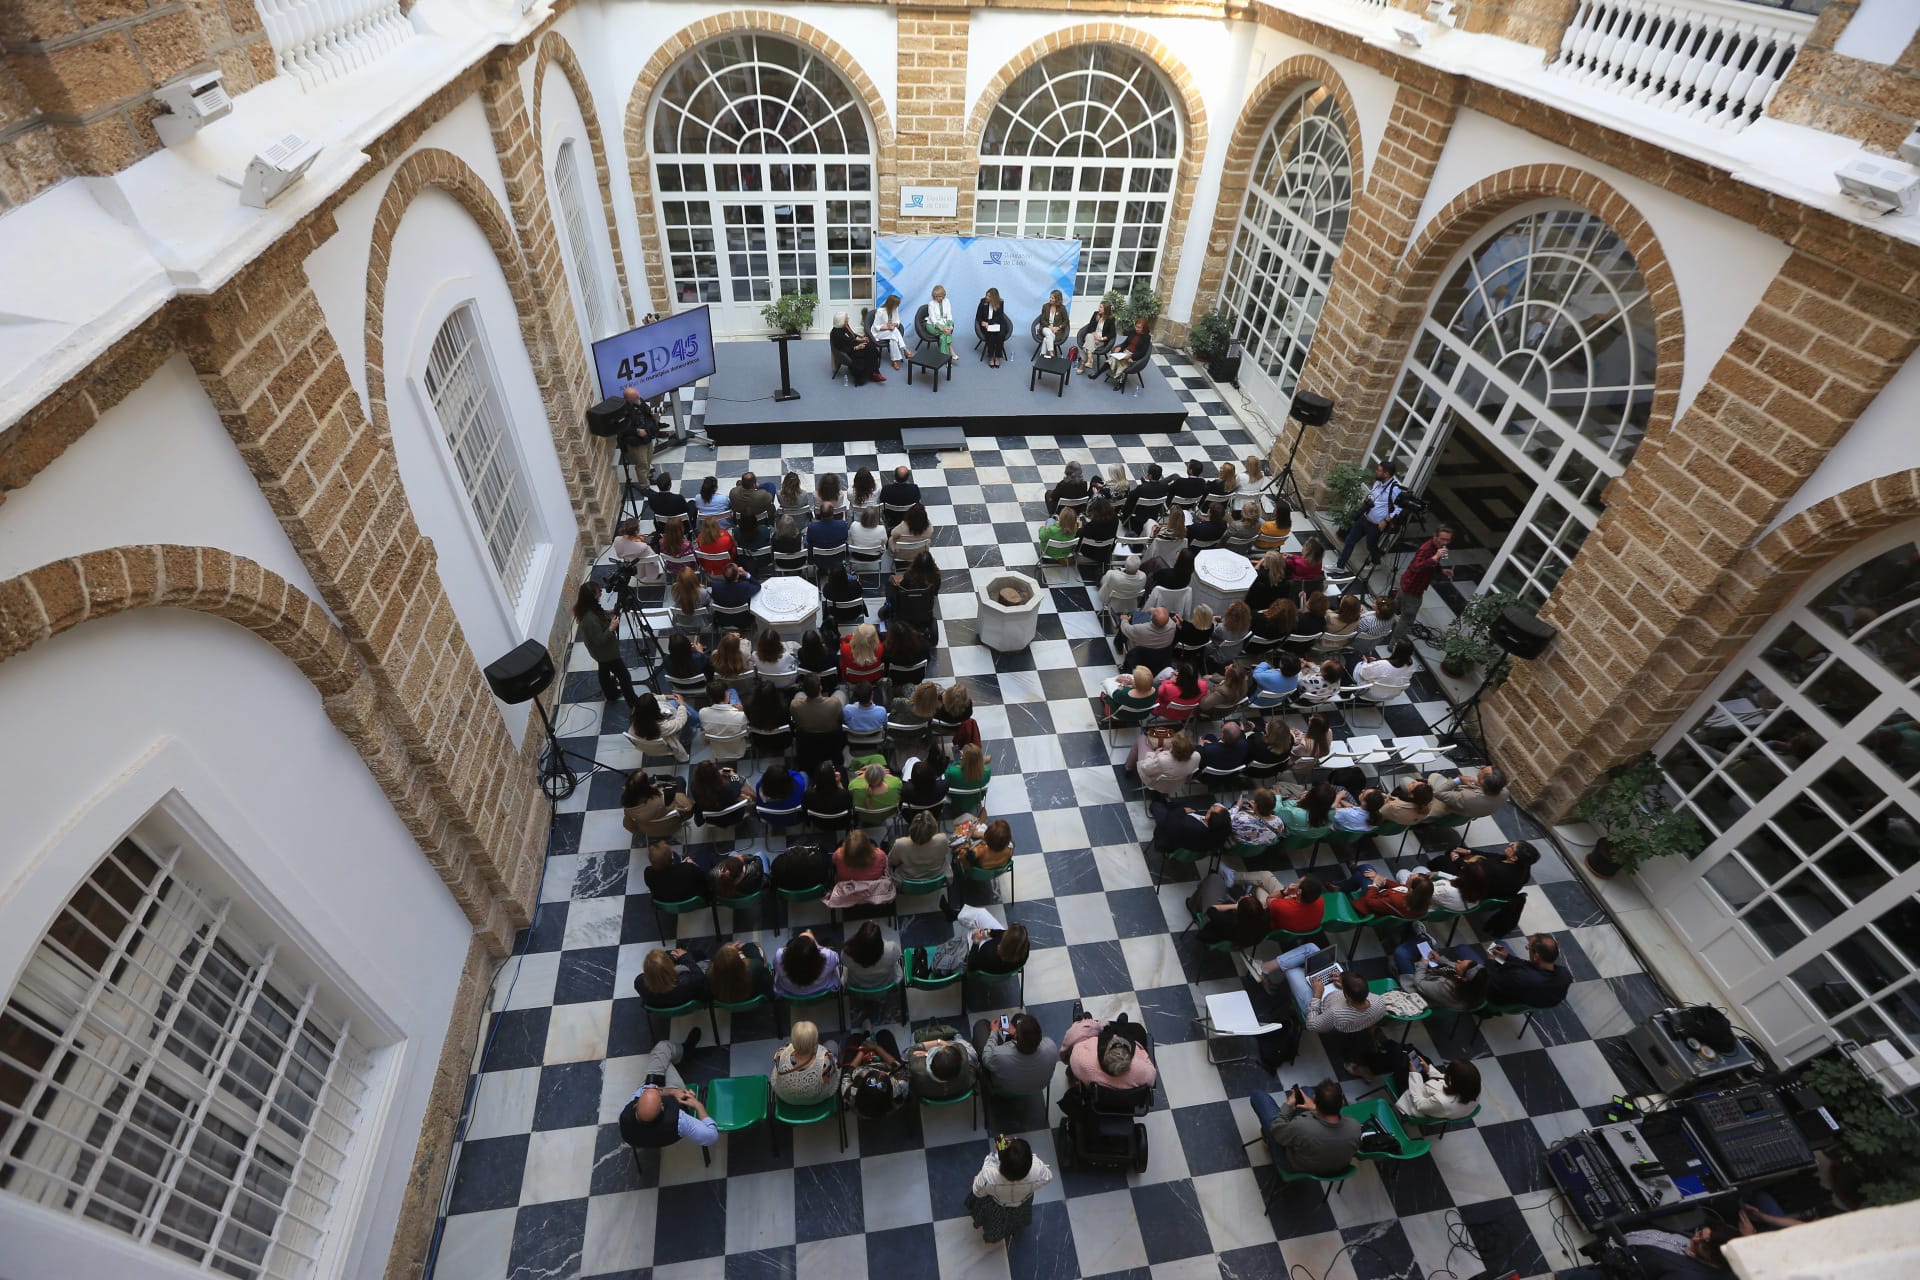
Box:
258;0;413;91
1551;0;1814;131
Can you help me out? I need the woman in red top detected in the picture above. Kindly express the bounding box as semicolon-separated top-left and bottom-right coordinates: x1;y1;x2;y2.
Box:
1154;661;1208;720
1352;869;1435;919
695;516;737;576
839;622;885;685
1266;875;1327;933
1285;536;1327;588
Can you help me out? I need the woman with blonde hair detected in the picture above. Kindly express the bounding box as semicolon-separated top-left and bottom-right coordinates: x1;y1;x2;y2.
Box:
659;521;693;573
839;622;885;685
670;566;708;620
1104;665;1158;723
637;946;707;1009
1320;593;1363;651
710;629;749;682
1038;287;1070;358
1215;599;1254;665
948;742;992;788
771;1020;840;1106
889;809;951;882
1247;551;1290;612
777;471;807;517
1197;660;1249;716
1211;461;1239;501
1036;503;1079;562
926;283;956;358
1135;731;1201;796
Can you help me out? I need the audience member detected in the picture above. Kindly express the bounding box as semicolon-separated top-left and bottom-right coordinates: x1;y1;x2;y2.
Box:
1197;721;1251;772
1431;765;1510;818
753;627;799;684
953;814;1014;870
851;759;903;813
805;760;852;819
833;829;886;882
1133;731;1201;795
790;674;846;759
840;920;903;992
1061;1013;1156;1090
770;1020;839;1105
1098;555;1148;619
971;1013;1058;1094
1251;1079;1360;1174
624;775;692;839
907;1028;978;1101
708;940;773;1002
708;849;766;899
1460;933;1571;1008
879;466;921;522
640;839;705;900
729;471;772;523
966;1138;1052;1243
637;946;708;1008
619;1032;716;1151
770;841;833;892
773;929;841;997
889;810;952;883
1231;787;1287;846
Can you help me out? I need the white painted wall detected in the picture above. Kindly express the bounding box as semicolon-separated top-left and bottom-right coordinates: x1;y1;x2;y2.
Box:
379;189;579;742
0;354;326;608
307;93;522;416
0;608;473;1280
541;56;622;365
1410;109;1794;422
559;1;651;317
1769;346;1920;534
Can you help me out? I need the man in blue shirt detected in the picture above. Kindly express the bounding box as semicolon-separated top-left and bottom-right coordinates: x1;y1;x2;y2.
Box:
1331;460;1404;575
807;510;850;566
619;1030;718;1151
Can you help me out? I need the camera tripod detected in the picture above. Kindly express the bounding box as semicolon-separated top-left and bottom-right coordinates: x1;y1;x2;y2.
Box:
1428;651;1508;754
531;691;604;801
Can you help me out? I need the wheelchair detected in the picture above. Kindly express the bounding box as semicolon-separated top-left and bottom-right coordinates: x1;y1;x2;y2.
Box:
1053;1020;1154;1174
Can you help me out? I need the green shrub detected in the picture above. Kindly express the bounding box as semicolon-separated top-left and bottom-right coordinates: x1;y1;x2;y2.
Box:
1190;309;1233;363
761;290;818;334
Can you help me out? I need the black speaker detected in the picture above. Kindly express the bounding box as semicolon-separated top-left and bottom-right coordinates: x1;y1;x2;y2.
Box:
484;639;556;704
1491;607;1557;661
586;396;627;438
1288;392;1333;427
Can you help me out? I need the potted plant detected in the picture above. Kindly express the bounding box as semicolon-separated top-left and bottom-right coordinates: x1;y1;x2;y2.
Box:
761;290;818;336
1802;1054;1920;1209
1106;281;1162;330
1436;588;1520;678
1324;460;1371;530
1189;308;1235;375
1572;751;1705;878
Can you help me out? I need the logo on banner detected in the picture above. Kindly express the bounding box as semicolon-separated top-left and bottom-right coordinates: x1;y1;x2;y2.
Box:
983;251;1003;265
907;193;926;209
611;335;702;385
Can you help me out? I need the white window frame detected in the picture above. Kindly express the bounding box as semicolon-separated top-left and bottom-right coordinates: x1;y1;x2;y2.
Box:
1220;83;1354;406
1646;523;1920;1066
975;44;1181;306
414;300;549;626
649;34;878;333
552;139;614;346
1366;202;1655;608
0;810;380;1280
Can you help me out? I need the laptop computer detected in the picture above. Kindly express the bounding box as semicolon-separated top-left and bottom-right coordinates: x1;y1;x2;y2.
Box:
1303;946;1343;985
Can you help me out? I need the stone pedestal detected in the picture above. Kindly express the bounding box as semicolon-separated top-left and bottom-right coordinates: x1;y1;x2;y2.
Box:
1193;548;1257;619
978;575;1042;651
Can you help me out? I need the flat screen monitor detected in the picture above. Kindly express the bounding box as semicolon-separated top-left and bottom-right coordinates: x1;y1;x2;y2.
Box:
591;306;716;401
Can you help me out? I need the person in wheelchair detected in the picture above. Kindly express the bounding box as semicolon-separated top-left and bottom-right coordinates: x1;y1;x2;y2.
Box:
1055;1005;1156;1173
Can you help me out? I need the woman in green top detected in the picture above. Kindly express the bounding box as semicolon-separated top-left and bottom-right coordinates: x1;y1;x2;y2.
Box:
1035;505;1080;562
946;743;992;791
849;756;902;812
573;582;640;710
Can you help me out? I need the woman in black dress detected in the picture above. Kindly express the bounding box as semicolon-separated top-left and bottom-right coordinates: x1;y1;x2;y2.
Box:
831;311;885;385
976;288;1011;367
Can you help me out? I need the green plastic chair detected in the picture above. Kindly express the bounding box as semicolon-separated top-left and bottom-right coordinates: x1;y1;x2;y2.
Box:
959;857;1014;904
917;1084;978;1135
1151;845;1217;891
1261;1152;1357;1210
642;994;716;1044
892;871;950;923
946;784;989;817
704;1075;771;1157
961;963;1025;1021
711;991;772;1047
777;982;843;1035
905;945;963;1020
773;1089;846;1153
1367;976;1431;1046
1319;892;1381;964
715;882;769;929
652;891;720;941
1279;827;1333;860
1344;1096;1432;1187
1402;1101;1480;1141
843;974;904;1025
987;1078;1051;1129
1475;999;1543;1044
774;880;829;931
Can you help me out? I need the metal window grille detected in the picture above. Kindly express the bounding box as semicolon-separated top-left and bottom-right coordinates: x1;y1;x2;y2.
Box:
0;839;374;1279
554;141;611;340
423;305;540;604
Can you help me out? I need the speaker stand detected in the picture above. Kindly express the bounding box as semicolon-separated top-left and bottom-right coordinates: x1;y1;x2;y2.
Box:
1270;418;1310;519
532;694;602;802
1429;653;1508;755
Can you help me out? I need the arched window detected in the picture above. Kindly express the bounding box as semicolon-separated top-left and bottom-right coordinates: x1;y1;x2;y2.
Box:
651;35;876;333
423;305;541;604
553;140;613;341
1220;84;1353;401
975;45;1179;302
1654;528;1920;1063
1371;207;1655;605
0;833;374;1278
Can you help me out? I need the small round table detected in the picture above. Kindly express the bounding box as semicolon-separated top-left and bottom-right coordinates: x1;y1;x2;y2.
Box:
1192;548;1257;618
751;577;821;634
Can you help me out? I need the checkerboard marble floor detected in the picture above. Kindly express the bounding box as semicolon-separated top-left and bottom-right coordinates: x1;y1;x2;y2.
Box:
431;354;1676;1280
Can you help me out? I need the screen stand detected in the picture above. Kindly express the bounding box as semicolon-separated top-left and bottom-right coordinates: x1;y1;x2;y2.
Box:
770;332;802;403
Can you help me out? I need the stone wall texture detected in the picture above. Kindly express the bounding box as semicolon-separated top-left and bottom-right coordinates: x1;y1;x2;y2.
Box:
1767;0;1920;156
895;2;973;234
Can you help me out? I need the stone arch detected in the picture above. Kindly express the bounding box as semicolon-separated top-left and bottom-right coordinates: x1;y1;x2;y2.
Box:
966;23;1210;310
0;544;512;951
532;30;634;328
363;146;599;522
622;13;899;317
1196;55;1367;312
1383;164;1686;467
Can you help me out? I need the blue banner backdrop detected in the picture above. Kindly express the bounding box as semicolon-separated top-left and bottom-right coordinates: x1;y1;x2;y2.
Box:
874;235;1081;332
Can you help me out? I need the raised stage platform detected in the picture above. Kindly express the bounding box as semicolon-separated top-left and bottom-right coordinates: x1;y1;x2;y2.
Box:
696;336;1188;444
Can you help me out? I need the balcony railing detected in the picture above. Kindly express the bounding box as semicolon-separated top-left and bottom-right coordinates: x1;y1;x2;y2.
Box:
257;0;414;91
1550;0;1815;131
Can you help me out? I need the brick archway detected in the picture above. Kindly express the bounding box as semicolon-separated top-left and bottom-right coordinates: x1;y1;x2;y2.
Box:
966;24;1210;312
1195;56;1367;314
0;544;513;951
621;13;899;318
532;31;634;329
363;146;599;520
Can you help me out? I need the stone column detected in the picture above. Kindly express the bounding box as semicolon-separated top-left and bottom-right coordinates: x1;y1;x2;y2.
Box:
1486;248;1920;818
174;233;548;925
1286;74;1463;491
478;50;617;539
895;1;973;235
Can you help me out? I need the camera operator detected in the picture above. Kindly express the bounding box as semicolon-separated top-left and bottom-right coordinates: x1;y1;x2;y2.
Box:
1393;524;1454;647
1331;459;1404;578
616;386;658;483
